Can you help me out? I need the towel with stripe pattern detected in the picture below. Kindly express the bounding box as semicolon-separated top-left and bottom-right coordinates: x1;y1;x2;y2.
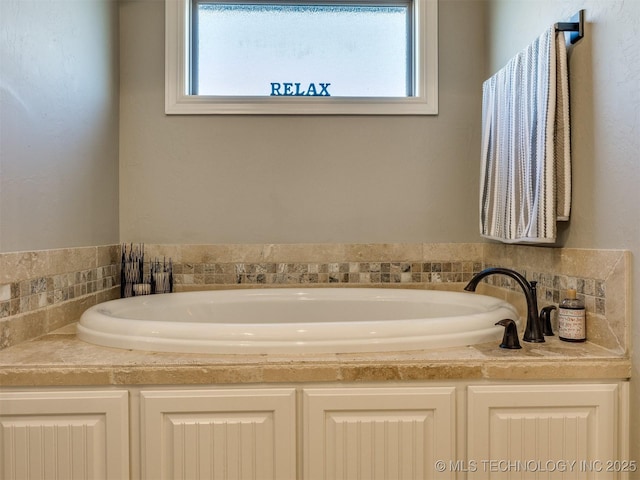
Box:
480;26;571;243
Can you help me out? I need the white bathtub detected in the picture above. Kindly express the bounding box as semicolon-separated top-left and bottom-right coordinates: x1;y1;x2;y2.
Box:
77;288;520;354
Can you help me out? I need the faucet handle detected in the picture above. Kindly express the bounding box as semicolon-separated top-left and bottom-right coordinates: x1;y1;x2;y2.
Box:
540;305;557;336
495;319;522;349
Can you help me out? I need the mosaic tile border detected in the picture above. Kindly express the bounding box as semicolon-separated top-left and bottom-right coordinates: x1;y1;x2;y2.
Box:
170;261;484;286
1;266;118;320
482;265;607;316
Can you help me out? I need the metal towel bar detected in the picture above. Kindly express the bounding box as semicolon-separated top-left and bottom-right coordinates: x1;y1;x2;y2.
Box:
555;10;585;44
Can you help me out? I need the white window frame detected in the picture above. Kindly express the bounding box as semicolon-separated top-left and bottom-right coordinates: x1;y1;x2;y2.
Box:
165;0;438;115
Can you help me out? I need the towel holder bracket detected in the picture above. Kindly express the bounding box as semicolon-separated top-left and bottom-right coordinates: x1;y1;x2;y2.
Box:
555;9;584;44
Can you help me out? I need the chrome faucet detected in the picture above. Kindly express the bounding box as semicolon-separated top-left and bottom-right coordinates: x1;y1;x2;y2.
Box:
464;267;545;343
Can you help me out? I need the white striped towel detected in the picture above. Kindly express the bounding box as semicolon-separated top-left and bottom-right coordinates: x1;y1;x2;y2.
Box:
480;26;571;243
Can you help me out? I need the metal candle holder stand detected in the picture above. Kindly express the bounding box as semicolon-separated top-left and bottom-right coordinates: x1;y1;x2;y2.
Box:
150;258;173;295
121;243;144;298
121;244;173;297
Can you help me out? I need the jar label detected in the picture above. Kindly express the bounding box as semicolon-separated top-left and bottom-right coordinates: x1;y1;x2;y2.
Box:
558;307;586;340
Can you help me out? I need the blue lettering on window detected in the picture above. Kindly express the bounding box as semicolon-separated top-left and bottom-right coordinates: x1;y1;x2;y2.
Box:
270;83;331;96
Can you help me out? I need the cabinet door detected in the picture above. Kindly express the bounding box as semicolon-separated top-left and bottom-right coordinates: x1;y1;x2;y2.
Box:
303;386;456;480
468;384;622;479
141;388;296;480
0;390;129;480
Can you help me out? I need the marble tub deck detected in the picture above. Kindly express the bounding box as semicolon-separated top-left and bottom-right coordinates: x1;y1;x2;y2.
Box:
0;324;630;387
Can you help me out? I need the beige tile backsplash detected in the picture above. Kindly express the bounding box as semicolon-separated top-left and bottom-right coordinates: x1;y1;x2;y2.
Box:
0;245;120;349
483;244;630;354
0;243;630;354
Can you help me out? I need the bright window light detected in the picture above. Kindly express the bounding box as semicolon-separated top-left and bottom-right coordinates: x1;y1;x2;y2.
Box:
192;3;410;97
165;0;438;114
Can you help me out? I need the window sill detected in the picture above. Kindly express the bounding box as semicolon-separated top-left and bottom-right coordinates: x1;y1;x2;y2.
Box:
165;95;438;115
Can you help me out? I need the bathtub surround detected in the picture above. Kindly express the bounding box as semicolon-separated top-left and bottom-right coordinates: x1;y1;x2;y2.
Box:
156;243;628;354
0;245;120;349
169;254;482;287
143;243;484;291
0;243;629;355
0;328;628;387
483;244;629;355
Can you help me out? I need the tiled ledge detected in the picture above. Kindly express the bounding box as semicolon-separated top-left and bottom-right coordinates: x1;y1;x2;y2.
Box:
0;326;630;387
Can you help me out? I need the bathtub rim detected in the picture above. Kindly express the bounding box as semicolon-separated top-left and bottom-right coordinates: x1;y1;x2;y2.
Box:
77;287;521;354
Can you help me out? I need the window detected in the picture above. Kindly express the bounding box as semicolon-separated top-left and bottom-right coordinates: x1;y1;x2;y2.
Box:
165;0;437;114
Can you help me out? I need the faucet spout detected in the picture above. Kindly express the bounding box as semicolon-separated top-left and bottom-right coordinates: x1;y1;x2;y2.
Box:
464;267;545;343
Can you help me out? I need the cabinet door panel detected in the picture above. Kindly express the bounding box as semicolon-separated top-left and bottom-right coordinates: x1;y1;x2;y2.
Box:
468;384;620;479
141;388;296;480
303;386;456;480
0;390;129;480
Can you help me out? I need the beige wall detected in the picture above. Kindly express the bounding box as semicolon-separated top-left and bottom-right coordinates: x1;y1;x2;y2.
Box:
0;0;120;253
486;0;640;464
118;0;486;244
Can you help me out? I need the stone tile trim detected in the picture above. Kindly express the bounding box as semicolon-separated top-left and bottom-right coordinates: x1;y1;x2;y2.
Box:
482;265;607;315
168;259;609;316
482;244;629;354
171;260;484;286
0;246;120;349
0;265;118;319
140;243;485;287
139;244;613;314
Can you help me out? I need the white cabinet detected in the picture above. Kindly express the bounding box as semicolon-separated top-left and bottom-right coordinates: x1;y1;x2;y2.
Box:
140;388;296;480
467;384;628;479
1;382;628;480
0;390;129;480
303;386;457;480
